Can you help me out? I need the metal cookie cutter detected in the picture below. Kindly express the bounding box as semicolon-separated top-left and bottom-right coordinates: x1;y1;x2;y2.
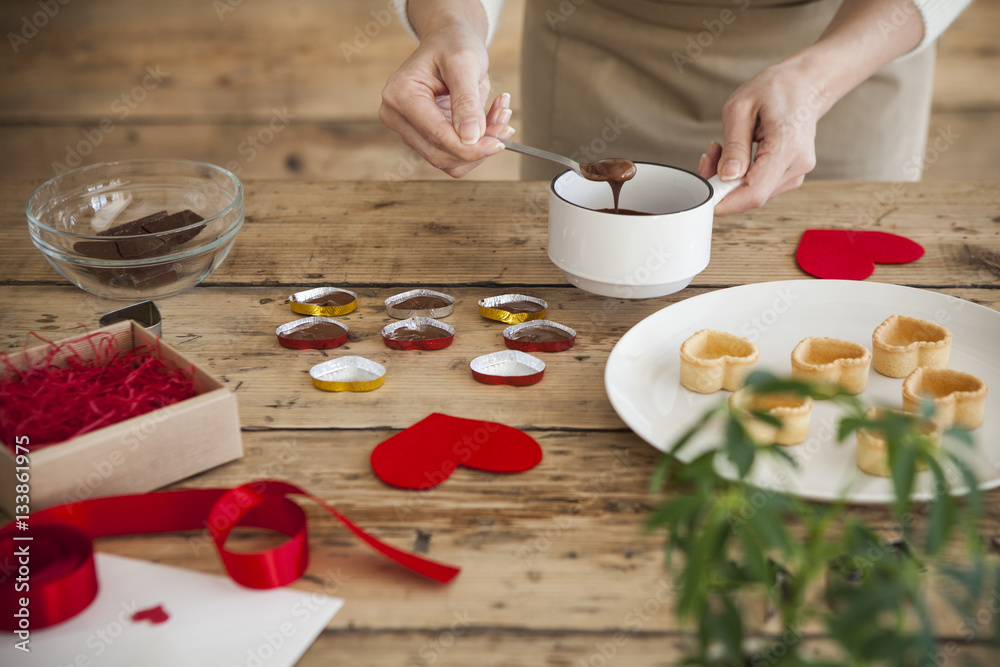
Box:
99;300;162;337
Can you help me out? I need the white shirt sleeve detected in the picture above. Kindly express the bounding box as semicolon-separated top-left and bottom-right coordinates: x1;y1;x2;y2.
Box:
393;0;505;45
910;0;972;51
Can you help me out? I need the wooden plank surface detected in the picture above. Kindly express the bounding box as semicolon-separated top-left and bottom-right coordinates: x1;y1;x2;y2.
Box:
2;284;999;432
4;180;1000;287
0;0;524;123
2;177;1000;665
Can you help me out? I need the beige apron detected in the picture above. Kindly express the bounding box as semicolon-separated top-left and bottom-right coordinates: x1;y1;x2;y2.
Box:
518;0;936;182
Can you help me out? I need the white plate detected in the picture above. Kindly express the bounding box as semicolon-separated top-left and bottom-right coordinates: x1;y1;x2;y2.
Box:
604;280;1000;503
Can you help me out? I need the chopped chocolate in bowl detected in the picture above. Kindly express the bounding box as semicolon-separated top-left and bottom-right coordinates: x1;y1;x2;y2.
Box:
73;209;206;261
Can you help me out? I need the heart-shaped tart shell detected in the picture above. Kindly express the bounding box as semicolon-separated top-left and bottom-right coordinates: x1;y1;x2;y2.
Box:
856;407;941;478
680;330;760;394
729;390;813;446
872;315;952;378
902;367;987;429
791;337;871;395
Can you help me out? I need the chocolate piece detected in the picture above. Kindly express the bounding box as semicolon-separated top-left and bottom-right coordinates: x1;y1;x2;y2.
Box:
73;208;206;263
73;240;123;260
385;323;452;342
283;320;347;341
508;324;573;343
99;210;168;237
497;300;545;315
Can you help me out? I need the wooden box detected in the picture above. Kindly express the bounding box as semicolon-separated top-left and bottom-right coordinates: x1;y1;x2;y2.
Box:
0;321;243;514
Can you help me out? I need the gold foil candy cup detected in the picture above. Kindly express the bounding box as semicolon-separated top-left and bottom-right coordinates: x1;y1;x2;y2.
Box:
381;317;455;351
289;286;358;317
478;294;548;324
276;317;349;350
310;356;386;392
385;289;456;319
470;350;545;386
503;320;576;352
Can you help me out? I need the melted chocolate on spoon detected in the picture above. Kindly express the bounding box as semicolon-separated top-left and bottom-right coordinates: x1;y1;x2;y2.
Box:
579;158;637;213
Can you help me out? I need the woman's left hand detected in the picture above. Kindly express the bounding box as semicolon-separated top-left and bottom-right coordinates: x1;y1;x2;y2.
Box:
697;61;826;216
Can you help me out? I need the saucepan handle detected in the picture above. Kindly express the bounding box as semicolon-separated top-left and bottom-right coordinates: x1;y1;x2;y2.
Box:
708;174;745;208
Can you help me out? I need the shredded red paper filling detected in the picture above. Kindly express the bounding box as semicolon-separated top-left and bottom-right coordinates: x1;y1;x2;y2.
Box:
0;332;198;451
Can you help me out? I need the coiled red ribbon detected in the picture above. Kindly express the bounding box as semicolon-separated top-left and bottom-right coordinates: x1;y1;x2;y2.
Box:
0;480;459;631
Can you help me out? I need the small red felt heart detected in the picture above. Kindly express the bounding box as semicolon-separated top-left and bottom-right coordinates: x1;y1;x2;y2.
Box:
371;413;543;489
132;604;170;625
796;229;924;280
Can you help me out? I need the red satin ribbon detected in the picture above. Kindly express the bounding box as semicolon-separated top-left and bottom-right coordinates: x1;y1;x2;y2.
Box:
0;480;459;631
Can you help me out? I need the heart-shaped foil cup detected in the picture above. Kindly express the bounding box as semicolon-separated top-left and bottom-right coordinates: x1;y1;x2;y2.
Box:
470;350;545;386
478;294;547;324
381;317;455;350
310;356;385;392
276;317;349;350
289;287;358;317
502;320;576;352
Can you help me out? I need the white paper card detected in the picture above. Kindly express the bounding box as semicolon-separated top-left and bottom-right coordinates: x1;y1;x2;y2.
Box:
4;552;344;667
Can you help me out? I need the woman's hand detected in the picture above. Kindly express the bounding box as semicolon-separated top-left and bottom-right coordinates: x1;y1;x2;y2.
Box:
698;0;924;215
380;20;512;178
697;62;822;216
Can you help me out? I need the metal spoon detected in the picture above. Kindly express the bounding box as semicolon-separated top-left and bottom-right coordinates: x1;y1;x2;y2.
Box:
501;140;584;176
501;140;636;183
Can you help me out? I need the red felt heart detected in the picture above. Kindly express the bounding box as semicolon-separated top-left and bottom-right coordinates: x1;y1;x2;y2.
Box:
371;413;543;489
796;229;924;280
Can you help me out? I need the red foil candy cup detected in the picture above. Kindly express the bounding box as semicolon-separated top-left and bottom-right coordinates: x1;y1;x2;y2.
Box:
381;317;455;351
503;320;577;352
276;317;349;349
385;289;456;319
470;350;545;386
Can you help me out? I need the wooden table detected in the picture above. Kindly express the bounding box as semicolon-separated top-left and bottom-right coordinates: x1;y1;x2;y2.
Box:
2;179;999;664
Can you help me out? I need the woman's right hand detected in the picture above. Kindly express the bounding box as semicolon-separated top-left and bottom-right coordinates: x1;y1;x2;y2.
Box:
379;22;512;178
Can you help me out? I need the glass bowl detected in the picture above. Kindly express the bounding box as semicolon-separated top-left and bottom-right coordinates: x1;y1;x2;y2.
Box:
27;159;244;300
